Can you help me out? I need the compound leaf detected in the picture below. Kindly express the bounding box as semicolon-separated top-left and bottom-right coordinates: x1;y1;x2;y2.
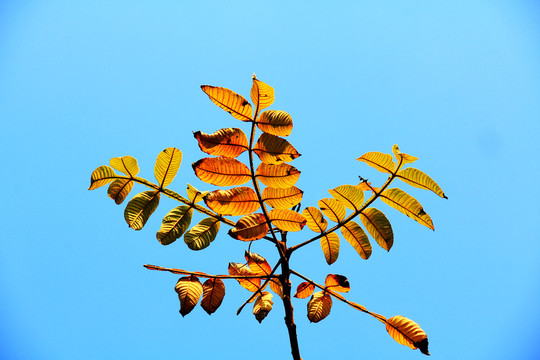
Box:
184;217;221;250
386;315;430;355
193;157;251;186
194;128;248;158
294;282;315;299
324;274;350;293
228;213;269;241
228;262;261;292
307;291;332;323
155;147;182;188
124;190;160;230
253;291;273;323
186;183;208;203
110;156;139;177
341;221;372;260
253;133;301;164
89;165;117;190
397;168;447;199
201;278;226;315
357;151;396;173
302;207;328;233
251;75;274;111
262;186;303;209
320;232;340;265
175;275;203;317
205;186;260;216
269;209;306;232
256;110;293;137
318;198;346;223
381;188;434;230
107;178;133;205
360;208;394;251
156;205;193;245
329;184;365;211
201;85;253;122
255;163;300;189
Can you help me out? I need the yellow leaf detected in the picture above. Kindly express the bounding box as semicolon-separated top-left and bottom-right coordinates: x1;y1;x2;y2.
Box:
324;274;350;293
107;178;133;205
294;282;315;299
318;198;346;223
205;186;260;216
262;186;303;209
251;75;274;111
228;213;269;241
255;163;301;189
192;157;251;186
228;262;261;292
89;165;117;190
392;144;418;165
397;168;447;199
256;110;293;137
193;128;248;158
201;85;253;122
386;315;430;355
156;205;194;245
186;184;208;203
329;184;364;211
307;291;332;323
245;251;272;276
357;151;396;173
184;217;221;250
380;188;434;230
175;275;203;317
110;155;139;177
341;221;372;260
268;209;306;232
155;147;182;188
302;207;328;233
201;278;226;315
253;291;273;323
253;133;301;164
124;190;160;230
320;232;340;265
360;207;394;251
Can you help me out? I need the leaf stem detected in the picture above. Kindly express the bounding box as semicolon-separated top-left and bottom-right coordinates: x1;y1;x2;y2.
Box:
144;264;279;280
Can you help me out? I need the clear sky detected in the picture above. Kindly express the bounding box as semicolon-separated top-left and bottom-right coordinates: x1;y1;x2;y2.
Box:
1;1;539;359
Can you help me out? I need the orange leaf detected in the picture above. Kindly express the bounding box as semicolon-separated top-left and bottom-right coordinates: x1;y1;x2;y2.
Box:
324;274;350;293
386;315;430;355
194;128;248;158
268;209;306;232
201;85;252;122
255;163;301;189
294;282;315;299
320;232;340;265
256;110;293;137
262;186;303;209
251;75;274;111
228;213;269;241
245;251;272;276
175;275;203;317
205;186;260;216
228;262;261;292
192;157;251;187
253;133;301;164
302;207;328;233
200;278;226;315
307;291;332;323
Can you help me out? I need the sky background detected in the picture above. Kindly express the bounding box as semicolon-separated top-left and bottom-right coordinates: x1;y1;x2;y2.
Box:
1;1;539;359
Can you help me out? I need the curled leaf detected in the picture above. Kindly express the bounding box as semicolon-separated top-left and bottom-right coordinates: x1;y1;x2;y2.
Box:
124;190;160;230
253;291;273;323
107;178;133;205
253;133;301;164
186;184;208;203
307;291;332;323
228;262;260;292
294;282;315;299
228;213;269;241
201;278;226;315
205;187;260;216
324;274;350;293
156;205;193;245
110;156;139;177
194;128;248;158
175;275;203;317
392;144;418;165
302;207;328;233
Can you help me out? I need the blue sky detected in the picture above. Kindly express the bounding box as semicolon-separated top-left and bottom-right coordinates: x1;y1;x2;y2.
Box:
1;1;539;359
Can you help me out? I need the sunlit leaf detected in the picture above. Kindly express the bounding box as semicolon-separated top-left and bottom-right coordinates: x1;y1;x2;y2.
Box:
186;183;208;203
201;278;225;315
318;198;346;223
245;251;272;276
184;217;221;250
360;208;394;251
341;221;372;260
155;147;182;188
124;190;160;230
110;156;139;177
294;282;315;299
269;278;283;298
255;163;301;189
107;178;133;205
262;186;303;209
174;275;203;317
307;291;332;323
320;232;340;265
256;110;293;137
253;291;273;323
193;157;251;186
357;151;396;173
251;75;274;111
380;188;434;230
356;181;377;192
302;207;328;233
329;184;364;211
324;274;350;293
194;128;248;158
253;133;301;165
269;209;306;232
228;213;269;241
205;187;260;216
392;144;418;165
156;205;194;245
228;262;261;292
386;315;430;355
89;165;117;190
201;85;253;122
397;168;447;199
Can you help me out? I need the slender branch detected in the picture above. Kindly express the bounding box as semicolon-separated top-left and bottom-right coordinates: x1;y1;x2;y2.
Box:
236;258;283;315
144;264;279;280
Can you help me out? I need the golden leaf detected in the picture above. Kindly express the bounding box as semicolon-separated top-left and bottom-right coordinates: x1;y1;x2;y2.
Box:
341;221;372;260
253;133;301;164
386;315;430;355
380;188;434;230
193;128;248;158
89;165;117;190
324;274;350;293
245;251;272;276
320;232;340;265
302;207;328;233
175;275;203;317
156;205;194;245
357;151;396;173
262;186;303;209
256;110;293;137
253;291;273;323
294;282;315;299
107;178;133;205
392;144;418;165
228;213;269;241
269;278;283;298
205;187;260;216
110;155;139;177
318;198;346;223
329;184;365;211
255;163;301;189
228;262;261;292
359;208;394;251
155;147;182;188
307;291;332;323
251;75;274;111
268;209;306;232
184;217;221;250
201;85;253;122
201;278;225;315
186;183;208;203
397;168;447;199
192;157;251;187
124;190;160;230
